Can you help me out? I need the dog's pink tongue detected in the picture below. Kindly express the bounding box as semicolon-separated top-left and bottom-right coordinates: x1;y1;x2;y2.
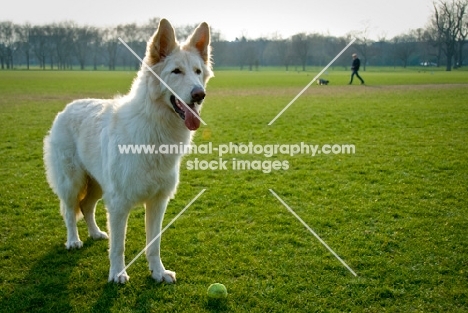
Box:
185;107;200;131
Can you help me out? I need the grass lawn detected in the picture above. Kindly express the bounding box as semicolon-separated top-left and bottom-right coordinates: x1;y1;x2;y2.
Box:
0;68;467;312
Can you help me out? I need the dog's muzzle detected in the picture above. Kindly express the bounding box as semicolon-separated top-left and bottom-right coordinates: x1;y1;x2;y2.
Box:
170;86;205;131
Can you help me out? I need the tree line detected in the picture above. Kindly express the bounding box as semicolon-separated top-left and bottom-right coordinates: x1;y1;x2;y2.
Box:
0;1;467;71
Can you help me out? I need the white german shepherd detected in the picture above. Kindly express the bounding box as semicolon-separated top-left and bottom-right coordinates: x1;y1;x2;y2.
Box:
43;19;213;283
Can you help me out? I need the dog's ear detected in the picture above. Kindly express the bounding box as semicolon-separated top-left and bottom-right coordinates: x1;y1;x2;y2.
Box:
187;22;211;64
146;19;178;65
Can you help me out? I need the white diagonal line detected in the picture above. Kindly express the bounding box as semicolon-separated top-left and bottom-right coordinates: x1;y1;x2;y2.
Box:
269;189;357;277
268;38;356;125
118;188;206;277
118;38;207;126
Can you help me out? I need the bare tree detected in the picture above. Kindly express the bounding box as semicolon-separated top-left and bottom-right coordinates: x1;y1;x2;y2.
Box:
326;35;355;70
49;22;76;69
15;23;31;69
423;20;444;66
90;28;102;70
102;27;119;70
392;31;418;68
280;39;293;71
310;34;329;66
30;26;49;69
350;24;374;71
141;17;161;39
291;33;311;71
211;28;222;43
0;21;16;69
245;40;258;71
266;37;293;70
74;26;98;70
117;23;141;70
234;36;248;70
175;23;198;42
455;1;468;66
432;0;468;70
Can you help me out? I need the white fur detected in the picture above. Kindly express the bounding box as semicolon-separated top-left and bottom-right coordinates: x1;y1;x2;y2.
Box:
43;19;213;283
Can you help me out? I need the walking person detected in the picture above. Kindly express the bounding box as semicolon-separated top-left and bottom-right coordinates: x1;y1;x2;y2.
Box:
349;53;365;85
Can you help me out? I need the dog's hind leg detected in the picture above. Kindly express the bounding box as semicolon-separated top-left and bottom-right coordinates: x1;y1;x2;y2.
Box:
52;156;87;249
58;178;87;250
145;193;176;283
60;199;83;249
80;177;108;240
44;128;87;249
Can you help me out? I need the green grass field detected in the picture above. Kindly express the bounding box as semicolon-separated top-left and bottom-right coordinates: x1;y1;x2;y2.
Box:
0;68;467;312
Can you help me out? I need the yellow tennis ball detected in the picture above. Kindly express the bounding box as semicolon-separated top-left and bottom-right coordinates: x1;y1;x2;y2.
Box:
207;283;228;299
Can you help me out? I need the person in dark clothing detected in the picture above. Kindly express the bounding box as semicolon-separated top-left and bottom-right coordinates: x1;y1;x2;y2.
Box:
349;53;364;85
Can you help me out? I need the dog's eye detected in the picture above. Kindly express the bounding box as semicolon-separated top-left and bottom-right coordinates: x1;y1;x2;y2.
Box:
172;68;182;74
195;69;201;75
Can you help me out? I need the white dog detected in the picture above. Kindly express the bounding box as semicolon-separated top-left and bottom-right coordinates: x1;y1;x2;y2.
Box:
43;19;213;283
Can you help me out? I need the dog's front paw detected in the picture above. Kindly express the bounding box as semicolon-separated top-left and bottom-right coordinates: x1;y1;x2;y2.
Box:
91;230;109;240
108;270;130;284
65;240;83;249
151;270;176;283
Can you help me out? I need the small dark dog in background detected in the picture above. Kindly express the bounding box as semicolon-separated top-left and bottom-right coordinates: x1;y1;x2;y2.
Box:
317;78;329;85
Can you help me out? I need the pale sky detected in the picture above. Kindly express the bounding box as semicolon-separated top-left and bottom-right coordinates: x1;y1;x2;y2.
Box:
2;0;434;40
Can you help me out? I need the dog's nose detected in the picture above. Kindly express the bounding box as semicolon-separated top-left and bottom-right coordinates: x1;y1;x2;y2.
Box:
191;87;205;103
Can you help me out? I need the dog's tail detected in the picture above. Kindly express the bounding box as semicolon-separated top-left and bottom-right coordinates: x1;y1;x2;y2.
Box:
44;131;87;221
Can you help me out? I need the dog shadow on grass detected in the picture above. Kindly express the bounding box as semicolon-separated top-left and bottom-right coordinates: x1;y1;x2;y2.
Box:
90;283;120;313
92;276;231;312
2;237;232;312
0;238;117;313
